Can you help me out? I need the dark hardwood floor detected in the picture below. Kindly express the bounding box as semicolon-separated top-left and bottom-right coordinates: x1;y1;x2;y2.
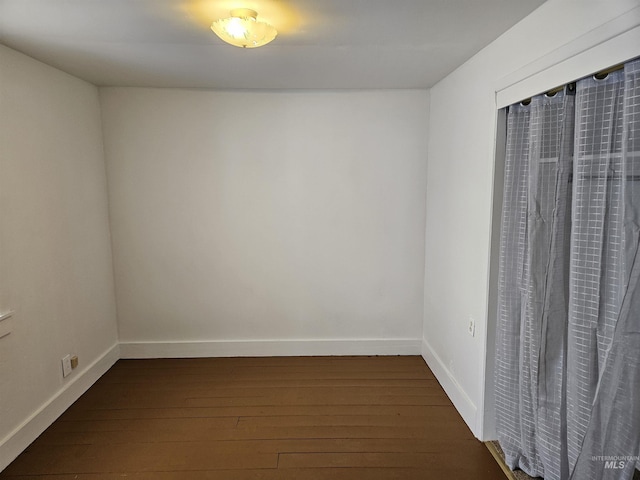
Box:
1;355;505;479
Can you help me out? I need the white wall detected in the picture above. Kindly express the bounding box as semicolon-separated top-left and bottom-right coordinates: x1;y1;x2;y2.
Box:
100;88;429;357
422;0;640;440
0;46;119;469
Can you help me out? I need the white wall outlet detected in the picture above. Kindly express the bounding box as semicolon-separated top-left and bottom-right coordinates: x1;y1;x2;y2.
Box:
0;311;14;339
62;354;72;377
467;317;476;337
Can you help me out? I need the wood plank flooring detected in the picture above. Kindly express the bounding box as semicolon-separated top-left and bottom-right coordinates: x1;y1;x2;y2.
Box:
1;356;505;479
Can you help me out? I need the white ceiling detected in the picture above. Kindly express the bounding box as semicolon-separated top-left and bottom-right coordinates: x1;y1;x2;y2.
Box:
0;0;546;89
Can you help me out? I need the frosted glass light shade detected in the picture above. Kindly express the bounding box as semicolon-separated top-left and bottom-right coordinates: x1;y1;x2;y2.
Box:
211;9;277;49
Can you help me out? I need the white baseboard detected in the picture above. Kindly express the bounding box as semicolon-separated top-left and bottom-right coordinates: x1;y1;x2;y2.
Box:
421;337;478;438
0;343;120;472
119;338;422;358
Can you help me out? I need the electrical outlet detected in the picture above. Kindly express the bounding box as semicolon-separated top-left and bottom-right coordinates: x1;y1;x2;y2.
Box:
70;355;79;370
467;317;476;337
0;311;14;339
62;355;72;377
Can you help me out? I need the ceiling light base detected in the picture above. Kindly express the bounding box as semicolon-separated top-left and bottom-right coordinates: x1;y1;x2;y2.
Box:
229;9;257;19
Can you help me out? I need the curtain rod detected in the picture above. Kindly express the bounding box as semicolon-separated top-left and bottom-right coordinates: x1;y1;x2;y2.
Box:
593;63;624;79
520;63;625;106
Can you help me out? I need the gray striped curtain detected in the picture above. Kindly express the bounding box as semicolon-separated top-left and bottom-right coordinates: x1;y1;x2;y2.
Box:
495;58;640;480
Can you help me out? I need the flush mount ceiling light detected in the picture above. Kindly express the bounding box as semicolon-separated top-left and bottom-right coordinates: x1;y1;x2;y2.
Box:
211;8;277;48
